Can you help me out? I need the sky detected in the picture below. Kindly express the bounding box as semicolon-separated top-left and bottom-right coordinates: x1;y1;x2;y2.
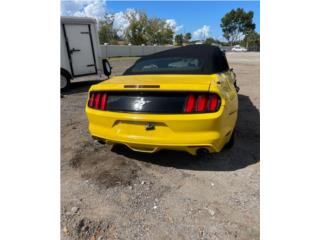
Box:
61;0;260;41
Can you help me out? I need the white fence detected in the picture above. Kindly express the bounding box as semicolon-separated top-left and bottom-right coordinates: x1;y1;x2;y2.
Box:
100;45;176;58
99;44;259;58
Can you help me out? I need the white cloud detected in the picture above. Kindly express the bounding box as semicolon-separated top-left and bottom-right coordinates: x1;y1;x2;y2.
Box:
165;19;183;34
61;2;182;38
192;25;211;40
112;8;139;37
217;36;227;42
61;0;107;19
112;10;182;38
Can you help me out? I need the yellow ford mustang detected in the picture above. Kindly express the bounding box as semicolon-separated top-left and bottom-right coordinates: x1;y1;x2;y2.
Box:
85;45;239;156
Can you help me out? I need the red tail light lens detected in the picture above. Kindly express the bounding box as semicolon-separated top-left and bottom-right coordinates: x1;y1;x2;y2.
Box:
184;93;221;113
184;94;196;113
88;92;109;110
196;95;208;112
88;93;95;107
100;93;108;110
208;94;220;112
94;93;101;108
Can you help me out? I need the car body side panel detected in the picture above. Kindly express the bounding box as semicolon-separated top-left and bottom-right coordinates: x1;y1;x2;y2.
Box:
211;71;238;139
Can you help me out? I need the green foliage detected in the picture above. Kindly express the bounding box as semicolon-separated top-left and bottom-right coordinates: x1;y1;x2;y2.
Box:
204;37;216;45
242;31;260;50
146;17;163;44
183;32;192;43
125;12;174;45
160;25;174;45
100;11;175;45
146;17;174;45
220;8;255;44
175;34;183;45
98;14;120;44
203;37;230;46
125;11;148;45
175;33;192;46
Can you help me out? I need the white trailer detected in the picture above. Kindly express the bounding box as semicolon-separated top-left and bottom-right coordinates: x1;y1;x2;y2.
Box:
60;16;111;90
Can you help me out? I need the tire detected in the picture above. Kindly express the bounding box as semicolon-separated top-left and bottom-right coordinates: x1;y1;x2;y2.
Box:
60;73;70;91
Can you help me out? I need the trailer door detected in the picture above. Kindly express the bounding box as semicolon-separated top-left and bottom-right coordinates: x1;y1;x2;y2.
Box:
63;24;97;77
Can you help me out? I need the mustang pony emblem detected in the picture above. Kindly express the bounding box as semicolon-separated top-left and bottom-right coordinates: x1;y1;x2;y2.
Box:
133;97;151;110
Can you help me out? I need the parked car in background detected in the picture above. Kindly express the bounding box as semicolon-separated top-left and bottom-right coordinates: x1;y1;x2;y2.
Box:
85;45;239;156
231;45;247;52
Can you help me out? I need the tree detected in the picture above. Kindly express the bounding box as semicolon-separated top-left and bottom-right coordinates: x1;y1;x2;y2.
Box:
99;10;175;45
125;11;149;45
146;17;162;44
149;18;174;45
158;22;174;45
183;32;192;44
175;34;183;45
98;14;119;44
204;37;215;45
125;12;174;45
220;8;255;45
243;31;260;50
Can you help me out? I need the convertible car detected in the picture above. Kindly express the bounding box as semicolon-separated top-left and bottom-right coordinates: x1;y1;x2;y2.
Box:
85;45;239;156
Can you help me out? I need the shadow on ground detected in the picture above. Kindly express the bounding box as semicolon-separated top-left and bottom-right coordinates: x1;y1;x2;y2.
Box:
112;94;260;171
61;80;103;95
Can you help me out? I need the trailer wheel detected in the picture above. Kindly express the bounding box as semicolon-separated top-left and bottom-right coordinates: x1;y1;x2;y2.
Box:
60;73;70;91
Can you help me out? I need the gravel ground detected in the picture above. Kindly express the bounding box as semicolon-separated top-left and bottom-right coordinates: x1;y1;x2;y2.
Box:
61;52;260;240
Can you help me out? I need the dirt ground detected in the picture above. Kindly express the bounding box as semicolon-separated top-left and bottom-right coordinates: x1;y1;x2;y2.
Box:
61;52;260;240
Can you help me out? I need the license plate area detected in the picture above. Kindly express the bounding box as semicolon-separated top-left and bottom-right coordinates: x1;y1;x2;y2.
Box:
113;120;169;136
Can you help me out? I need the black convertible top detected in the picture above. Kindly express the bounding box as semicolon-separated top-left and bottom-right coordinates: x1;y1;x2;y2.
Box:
123;45;229;75
143;44;222;59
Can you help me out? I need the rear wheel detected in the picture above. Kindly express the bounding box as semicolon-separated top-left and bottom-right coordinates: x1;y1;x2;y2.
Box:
60;74;70;91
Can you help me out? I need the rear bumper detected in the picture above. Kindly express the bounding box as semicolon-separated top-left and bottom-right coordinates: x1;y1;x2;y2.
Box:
86;106;235;155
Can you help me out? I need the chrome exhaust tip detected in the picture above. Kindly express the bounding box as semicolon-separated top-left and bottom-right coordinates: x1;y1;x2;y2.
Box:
92;136;106;145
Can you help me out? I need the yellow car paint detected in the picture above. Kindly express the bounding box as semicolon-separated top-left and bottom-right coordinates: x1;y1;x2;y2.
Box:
85;72;238;155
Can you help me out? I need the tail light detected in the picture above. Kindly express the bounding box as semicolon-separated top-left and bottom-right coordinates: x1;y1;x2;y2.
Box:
208;94;219;112
88;92;108;110
88;93;95;107
184;93;221;113
196;95;208;112
94;93;101;108
184;94;196;113
88;91;220;113
100;93;108;110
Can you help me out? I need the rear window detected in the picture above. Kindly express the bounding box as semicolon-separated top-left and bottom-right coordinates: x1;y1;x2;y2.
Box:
126;57;205;74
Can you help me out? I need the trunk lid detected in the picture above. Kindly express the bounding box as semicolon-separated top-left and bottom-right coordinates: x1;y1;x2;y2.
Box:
91;74;217;92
